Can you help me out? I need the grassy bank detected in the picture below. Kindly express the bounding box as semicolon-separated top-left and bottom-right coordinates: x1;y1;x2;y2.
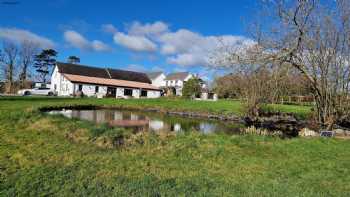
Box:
0;96;311;118
1;97;349;196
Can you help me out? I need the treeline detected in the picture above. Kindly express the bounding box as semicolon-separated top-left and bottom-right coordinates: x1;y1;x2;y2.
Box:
213;66;313;104
0;39;80;94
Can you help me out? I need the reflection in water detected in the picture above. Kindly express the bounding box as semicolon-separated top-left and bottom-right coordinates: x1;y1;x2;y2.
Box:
48;109;244;134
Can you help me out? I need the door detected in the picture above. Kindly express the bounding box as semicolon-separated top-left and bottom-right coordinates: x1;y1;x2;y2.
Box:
106;87;116;98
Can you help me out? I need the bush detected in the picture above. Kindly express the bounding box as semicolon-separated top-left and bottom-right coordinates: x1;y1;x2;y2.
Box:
182;77;202;98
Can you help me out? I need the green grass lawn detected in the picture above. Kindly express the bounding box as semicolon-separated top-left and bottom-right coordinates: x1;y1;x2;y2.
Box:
1;97;349;196
0;96;311;118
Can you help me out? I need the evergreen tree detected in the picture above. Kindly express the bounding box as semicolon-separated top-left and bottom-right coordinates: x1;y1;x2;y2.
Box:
34;49;57;83
182;77;202;98
67;56;80;64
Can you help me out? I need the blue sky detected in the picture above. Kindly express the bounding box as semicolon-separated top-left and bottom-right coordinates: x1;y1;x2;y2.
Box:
0;0;257;80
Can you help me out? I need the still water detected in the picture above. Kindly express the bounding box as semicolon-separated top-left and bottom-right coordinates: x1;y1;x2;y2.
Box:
48;109;245;134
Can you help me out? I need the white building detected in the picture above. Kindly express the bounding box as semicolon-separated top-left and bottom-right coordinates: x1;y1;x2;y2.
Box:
51;62;161;98
164;72;193;96
146;72;166;87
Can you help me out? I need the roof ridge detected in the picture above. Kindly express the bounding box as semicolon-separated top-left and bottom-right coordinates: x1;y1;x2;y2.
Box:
57;61;105;70
56;62;151;83
165;72;191;80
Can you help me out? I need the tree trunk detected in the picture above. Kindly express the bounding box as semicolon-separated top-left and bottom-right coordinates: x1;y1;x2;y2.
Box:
314;92;336;130
6;63;14;93
19;66;27;89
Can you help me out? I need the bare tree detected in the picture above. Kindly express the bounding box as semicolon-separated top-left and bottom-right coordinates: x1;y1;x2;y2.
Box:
18;40;39;89
0;41;19;93
218;0;350;128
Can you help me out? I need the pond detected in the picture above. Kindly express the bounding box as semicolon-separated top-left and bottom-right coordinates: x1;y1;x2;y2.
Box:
48;109;246;135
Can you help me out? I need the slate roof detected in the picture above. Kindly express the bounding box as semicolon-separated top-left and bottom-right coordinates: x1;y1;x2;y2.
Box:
165;72;190;80
56;62;151;84
146;72;163;80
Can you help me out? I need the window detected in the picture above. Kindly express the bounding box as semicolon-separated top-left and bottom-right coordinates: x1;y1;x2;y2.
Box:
54;84;57;90
141;90;147;97
176;80;179;84
124;88;133;96
78;84;83;91
95;86;99;93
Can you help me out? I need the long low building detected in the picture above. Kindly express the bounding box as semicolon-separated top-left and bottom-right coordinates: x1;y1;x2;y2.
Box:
51;62;161;98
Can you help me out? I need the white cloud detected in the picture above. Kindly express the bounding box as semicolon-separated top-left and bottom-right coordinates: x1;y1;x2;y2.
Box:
167;53;208;66
91;40;111;52
159;29;203;55
111;21;167;53
64;30;90;49
101;24;118;34
108;21;254;67
128;21;169;36
64;30;110;52
160;44;176;54
159;29;255;66
0;27;55;48
113;32;157;52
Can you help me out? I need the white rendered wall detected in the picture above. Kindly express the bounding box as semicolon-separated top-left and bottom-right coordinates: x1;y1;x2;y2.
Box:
151;73;166;87
51;66;74;96
147;90;161;98
164;73;193;91
75;84;107;97
116;87;124;98
132;89;140;98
